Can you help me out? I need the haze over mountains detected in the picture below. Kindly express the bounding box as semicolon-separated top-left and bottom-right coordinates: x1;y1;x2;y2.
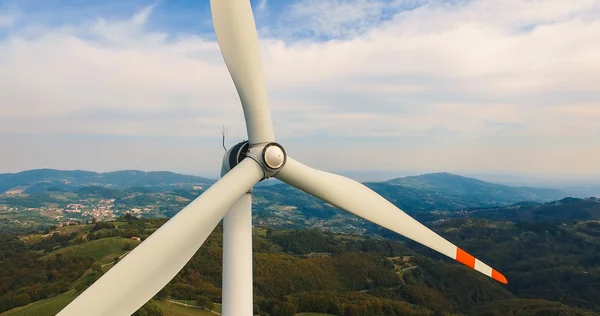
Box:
0;169;215;194
1;168;598;235
1;168;591;199
384;172;568;204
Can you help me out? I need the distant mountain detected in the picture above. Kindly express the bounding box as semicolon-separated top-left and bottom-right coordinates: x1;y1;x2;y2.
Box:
0;169;570;205
385;172;566;205
250;174;570;226
0;169;215;193
1;169;571;220
562;185;600;198
467;197;600;223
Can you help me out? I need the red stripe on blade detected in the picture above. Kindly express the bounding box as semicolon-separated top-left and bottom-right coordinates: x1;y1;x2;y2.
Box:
455;248;476;269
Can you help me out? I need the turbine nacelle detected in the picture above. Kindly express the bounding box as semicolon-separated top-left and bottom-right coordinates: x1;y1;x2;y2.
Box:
222;141;286;179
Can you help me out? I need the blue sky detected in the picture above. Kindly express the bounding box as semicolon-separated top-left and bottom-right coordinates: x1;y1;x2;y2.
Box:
0;0;599;185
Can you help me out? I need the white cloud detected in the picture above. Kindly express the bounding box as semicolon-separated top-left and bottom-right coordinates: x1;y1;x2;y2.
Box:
0;0;599;174
0;14;14;28
281;0;389;38
555;103;600;118
257;0;268;12
131;4;156;25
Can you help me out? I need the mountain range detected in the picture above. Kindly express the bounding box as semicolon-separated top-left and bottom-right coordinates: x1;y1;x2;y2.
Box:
0;169;575;202
385;172;567;202
2;168;596;235
0;169;214;194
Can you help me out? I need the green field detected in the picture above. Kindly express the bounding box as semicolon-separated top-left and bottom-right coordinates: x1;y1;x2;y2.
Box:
170;300;224;314
154;301;215;316
0;291;76;316
167;302;330;315
0;294;217;316
41;237;139;263
253;227;268;237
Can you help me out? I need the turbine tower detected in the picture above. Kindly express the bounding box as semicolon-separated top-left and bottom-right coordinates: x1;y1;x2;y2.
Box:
57;1;507;315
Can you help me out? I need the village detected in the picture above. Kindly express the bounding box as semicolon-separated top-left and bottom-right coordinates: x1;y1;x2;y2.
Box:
0;197;157;228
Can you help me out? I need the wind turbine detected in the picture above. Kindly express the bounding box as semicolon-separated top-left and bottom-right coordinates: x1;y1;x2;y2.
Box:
57;1;507;315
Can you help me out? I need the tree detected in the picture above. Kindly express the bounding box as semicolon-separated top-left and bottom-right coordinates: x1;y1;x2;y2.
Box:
196;295;214;310
272;301;297;316
75;283;88;294
133;302;163;316
328;302;344;315
124;213;139;222
154;288;168;300
11;293;31;307
91;262;103;276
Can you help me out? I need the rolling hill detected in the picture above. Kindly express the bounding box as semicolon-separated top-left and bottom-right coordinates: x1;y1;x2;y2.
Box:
1;169;570;206
1;169;598;315
1;213;600;315
385;172;566;205
0;292;216;316
0;168;578;236
0;169;215;194
466;197;600;223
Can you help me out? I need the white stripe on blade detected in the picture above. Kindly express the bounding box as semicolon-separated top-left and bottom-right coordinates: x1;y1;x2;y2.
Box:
474;259;493;277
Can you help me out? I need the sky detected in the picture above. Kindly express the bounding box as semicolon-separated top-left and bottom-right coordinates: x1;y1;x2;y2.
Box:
0;0;599;185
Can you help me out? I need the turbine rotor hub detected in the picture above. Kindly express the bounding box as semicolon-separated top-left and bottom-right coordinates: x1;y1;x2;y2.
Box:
262;143;286;170
221;141;286;179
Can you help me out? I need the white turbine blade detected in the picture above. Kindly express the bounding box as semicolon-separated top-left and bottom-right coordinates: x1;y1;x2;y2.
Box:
275;157;508;284
210;0;274;144
222;193;253;316
57;159;264;316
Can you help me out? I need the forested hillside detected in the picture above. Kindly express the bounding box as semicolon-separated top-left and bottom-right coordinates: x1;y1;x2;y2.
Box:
1;215;599;316
467;197;600;222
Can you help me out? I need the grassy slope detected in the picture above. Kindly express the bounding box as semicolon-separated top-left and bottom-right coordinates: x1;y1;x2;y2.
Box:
41;237;139;263
0;291;76;316
0;295;216;316
213;303;222;313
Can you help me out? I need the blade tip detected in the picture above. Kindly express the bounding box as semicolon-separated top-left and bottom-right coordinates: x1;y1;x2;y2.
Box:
492;269;508;284
456;247;507;284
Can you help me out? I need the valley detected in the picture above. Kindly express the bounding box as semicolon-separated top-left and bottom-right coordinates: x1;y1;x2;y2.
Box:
0;169;599;315
1;215;599;315
0;169;580;235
